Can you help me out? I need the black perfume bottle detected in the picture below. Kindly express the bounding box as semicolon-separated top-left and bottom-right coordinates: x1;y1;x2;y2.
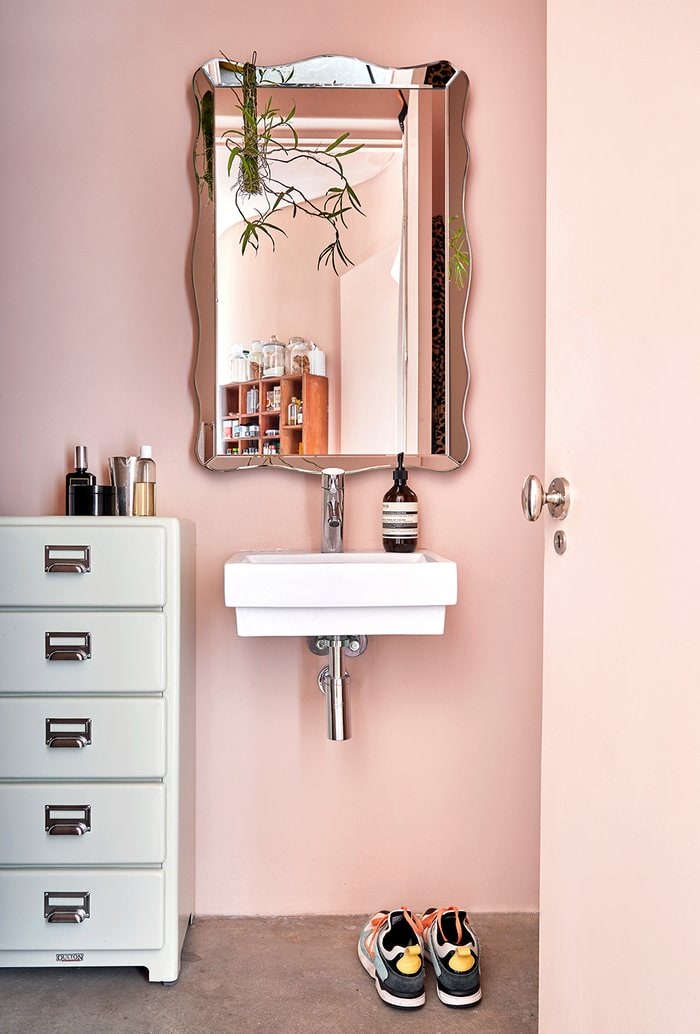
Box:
65;446;96;515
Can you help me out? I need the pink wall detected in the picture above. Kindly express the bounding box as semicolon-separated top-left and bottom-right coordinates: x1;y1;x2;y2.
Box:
0;1;545;914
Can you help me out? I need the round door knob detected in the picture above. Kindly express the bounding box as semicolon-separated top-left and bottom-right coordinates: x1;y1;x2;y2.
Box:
521;475;570;521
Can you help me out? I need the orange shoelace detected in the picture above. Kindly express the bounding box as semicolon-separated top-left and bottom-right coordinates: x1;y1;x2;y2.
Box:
422;905;465;945
364;907;424;957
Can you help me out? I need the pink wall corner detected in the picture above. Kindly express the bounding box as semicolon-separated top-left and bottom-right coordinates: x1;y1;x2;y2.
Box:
0;0;545;914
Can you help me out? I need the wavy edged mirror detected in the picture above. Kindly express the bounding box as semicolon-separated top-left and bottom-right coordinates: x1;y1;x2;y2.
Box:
191;55;470;474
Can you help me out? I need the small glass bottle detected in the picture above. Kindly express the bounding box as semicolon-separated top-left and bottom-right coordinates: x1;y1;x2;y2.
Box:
297;400;303;425
246;386;260;414
287;397;298;425
65;445;96;515
133;445;157;517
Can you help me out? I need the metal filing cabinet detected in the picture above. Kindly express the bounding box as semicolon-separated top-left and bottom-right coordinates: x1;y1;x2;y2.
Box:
0;517;195;983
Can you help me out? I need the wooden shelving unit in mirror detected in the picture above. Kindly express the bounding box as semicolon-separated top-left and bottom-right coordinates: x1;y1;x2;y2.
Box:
221;373;328;456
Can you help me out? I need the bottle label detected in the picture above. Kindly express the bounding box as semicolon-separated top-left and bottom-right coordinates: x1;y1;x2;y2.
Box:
382;501;418;539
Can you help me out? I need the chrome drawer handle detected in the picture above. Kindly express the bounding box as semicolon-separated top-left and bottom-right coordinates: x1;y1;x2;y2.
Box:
44;892;90;924
44;545;91;574
46;718;92;748
45;805;91;836
45;715;91;748
45;632;91;661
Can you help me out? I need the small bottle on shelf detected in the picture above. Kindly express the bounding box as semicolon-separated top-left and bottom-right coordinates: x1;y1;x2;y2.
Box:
297;400;303;425
246;387;260;414
287;397;298;425
65;445;96;515
309;341;326;376
133;446;157;517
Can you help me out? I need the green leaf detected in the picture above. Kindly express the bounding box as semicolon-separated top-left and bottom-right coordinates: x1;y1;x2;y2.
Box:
325;131;350;152
334;143;364;158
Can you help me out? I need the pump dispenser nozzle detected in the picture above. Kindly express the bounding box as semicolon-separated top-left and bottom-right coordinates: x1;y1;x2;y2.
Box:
392;452;408;484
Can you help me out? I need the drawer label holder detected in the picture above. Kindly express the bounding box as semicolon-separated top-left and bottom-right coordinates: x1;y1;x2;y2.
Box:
44;544;91;574
45;717;92;749
45;804;91;836
45;632;91;662
44;891;90;924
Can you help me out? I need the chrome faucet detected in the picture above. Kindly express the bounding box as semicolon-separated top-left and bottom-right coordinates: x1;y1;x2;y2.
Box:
321;468;344;553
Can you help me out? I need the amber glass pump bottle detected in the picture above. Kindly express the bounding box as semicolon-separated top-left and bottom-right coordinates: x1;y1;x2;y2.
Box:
382;452;418;553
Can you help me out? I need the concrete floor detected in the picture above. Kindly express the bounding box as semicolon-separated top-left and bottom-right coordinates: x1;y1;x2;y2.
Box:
0;913;538;1033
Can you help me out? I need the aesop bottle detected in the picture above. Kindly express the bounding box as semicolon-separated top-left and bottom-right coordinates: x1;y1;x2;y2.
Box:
382;452;418;553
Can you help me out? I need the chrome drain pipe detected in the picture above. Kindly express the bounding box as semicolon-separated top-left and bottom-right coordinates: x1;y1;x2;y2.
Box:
308;635;368;741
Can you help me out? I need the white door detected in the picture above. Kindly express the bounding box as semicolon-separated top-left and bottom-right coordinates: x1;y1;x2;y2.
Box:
539;2;700;1031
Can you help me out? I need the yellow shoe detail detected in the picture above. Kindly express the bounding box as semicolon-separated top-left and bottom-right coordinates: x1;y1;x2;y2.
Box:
397;944;422;975
449;946;475;973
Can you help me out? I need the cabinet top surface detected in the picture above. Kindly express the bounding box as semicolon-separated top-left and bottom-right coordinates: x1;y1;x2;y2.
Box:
0;516;190;529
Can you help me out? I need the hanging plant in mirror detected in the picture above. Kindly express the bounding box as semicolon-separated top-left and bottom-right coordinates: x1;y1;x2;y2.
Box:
214;53;366;273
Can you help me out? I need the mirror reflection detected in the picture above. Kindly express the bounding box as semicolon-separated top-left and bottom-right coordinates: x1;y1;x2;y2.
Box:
192;56;471;473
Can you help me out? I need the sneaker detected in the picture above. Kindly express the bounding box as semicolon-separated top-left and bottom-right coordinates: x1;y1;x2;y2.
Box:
357;908;426;1008
421;906;482;1007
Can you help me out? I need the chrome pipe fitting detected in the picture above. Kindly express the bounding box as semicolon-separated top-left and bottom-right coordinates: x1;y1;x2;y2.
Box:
308;635;368;741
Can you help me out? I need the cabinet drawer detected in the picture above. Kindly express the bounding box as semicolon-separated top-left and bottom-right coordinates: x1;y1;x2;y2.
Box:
0;697;166;779
0;869;164;950
0;784;166;865
0;612;166;694
0;523;165;607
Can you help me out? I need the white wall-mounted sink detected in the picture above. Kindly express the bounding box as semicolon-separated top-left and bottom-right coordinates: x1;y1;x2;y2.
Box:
224;550;458;636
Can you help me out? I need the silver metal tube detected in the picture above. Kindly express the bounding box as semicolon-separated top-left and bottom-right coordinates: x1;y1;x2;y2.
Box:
325;636;351;740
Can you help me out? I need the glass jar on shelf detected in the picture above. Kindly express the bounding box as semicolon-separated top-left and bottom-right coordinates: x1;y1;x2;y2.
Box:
248;341;264;380
228;345;250;383
286;336;305;374
263;335;286;377
289;337;311;375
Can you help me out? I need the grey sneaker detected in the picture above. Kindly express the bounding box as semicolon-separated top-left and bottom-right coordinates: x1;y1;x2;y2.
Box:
357;908;426;1008
421;907;482;1007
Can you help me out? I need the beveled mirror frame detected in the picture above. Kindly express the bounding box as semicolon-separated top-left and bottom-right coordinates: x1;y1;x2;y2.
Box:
191;55;471;474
